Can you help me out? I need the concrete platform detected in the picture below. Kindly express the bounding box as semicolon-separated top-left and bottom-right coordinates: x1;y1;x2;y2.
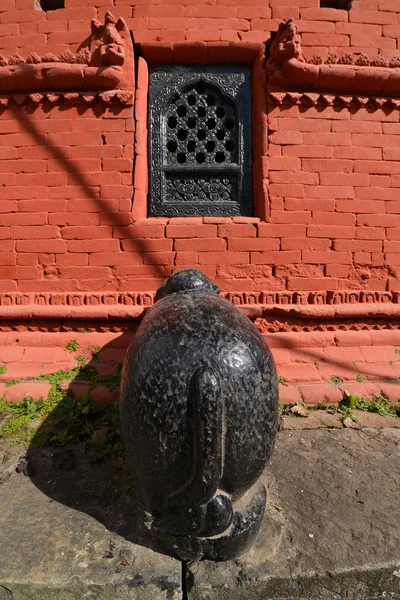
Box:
1;428;399;600
188;428;400;600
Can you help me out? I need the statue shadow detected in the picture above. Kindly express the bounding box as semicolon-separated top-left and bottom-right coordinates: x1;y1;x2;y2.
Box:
25;331;174;560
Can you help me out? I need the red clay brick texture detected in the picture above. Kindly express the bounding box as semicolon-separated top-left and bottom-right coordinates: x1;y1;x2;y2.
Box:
1;0;400;296
1;330;399;404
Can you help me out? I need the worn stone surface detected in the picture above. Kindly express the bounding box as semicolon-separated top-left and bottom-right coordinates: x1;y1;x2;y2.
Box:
0;443;181;600
188;428;400;600
280;409;343;430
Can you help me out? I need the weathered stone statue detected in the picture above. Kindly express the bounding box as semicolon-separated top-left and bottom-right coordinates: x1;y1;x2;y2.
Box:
120;269;279;561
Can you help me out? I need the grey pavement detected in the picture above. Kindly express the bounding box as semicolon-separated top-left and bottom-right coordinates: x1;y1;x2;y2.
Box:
0;428;399;599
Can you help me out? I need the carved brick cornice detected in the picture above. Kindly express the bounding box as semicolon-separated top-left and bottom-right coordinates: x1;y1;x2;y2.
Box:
266;18;400;98
0;12;134;97
267;91;400;110
0;89;134;108
1;290;399;321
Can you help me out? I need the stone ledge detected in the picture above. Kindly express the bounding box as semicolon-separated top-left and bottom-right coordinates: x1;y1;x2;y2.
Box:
188;428;400;599
1;430;399;600
0;443;182;600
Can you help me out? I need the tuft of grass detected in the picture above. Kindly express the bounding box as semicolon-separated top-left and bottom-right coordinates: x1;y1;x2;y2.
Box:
0;365;7;375
90;347;101;362
278;376;288;386
395;348;400;355
356;373;365;383
0;354;123;451
330;375;343;385
336;390;399;421
5;379;19;387
66;340;79;353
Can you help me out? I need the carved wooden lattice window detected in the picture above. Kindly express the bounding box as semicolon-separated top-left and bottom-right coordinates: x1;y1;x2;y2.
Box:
148;65;252;217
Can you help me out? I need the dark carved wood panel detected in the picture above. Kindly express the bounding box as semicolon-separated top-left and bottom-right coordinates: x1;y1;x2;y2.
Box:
148;65;252;217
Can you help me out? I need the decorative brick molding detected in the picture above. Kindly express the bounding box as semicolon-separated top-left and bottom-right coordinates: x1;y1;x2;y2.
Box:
267;91;400;110
1;290;400;322
0;90;134;108
0;12;134;96
266;18;400;98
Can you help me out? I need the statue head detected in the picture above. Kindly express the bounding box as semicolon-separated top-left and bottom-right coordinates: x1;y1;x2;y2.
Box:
155;269;220;301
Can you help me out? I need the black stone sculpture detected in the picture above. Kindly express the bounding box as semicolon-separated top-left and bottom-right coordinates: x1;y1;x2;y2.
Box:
120;269;279;561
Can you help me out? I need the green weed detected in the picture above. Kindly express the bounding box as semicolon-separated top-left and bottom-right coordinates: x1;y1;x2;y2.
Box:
66;340;79;353
5;379;19;387
0;365;7;375
278;376;288;386
330;375;343;385
337;390;398;421
356;374;365;383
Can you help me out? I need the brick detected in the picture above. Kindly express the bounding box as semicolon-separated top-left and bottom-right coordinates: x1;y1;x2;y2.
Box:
269;131;302;145
307;225;355;238
336;200;385;213
326;265;350;277
281;238;330;251
278;363;322;383
10;226;60;240
198;252;249;265
320;173;369;187
58;267;112;279
312;212;355;226
284;145;334;158
355;160;400;175
121;239;172;252
333;331;372;347
174;238;226;251
305;186;354;199
166;224;217;238
333;146;382;160
258;224;307;238
49;214;100;226
67;239;120;253
287;277;338;290
16;240;67;253
228;238;280;251
268;157;301;170
89;253;144;266
302;159;353;173
61;226;113;240
251;250;301;264
333;239;382;252
350;9;393;24
353;362;398;381
142;252;175;265
271;211;311;224
360;346;399;364
298;384;342;406
270;171;319;185
56;254;88;267
357;214;400;227
217;223;257;238
300;7;349;21
303;251;351;264
4;382;52;402
285;198;335;212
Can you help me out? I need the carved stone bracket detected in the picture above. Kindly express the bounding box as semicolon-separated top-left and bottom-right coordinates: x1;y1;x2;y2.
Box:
266;18;400;98
0;12;134;98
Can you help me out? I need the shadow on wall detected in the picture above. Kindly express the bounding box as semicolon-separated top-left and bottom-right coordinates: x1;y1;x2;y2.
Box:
11;104;167;285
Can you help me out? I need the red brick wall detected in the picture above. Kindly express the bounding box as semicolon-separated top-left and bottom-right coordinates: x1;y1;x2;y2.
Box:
1;0;400;296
